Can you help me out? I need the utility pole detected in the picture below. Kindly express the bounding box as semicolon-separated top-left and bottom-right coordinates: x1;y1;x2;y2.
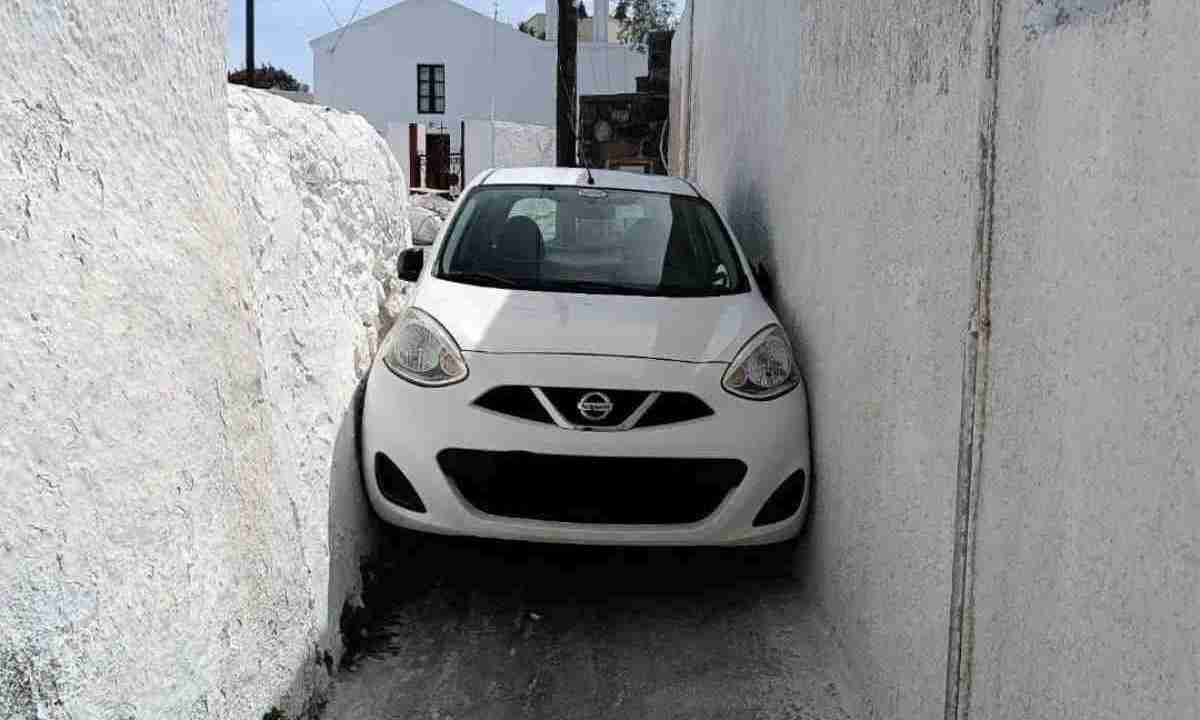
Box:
246;0;255;85
555;0;577;167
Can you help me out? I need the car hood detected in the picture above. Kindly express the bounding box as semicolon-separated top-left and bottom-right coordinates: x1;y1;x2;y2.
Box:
412;276;777;363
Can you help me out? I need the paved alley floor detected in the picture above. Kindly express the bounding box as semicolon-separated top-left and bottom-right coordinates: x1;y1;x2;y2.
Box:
322;532;863;720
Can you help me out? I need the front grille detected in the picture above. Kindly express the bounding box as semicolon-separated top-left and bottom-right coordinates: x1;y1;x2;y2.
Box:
438;449;746;524
471;386;713;430
540;387;647;427
475;385;553;424
636;392;715;428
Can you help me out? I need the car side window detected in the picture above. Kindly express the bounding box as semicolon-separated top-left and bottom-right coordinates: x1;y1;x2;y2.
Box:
689;203;741;290
508;197;557;245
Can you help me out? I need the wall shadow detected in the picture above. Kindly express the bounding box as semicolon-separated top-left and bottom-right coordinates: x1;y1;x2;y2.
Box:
317;526;855;719
725;174;821;583
327;376;384;667
264;376;384;719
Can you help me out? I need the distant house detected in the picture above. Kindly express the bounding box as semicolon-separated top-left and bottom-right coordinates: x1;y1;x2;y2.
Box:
579;15;623;44
309;0;646;147
524;11;621;43
523;12;548;38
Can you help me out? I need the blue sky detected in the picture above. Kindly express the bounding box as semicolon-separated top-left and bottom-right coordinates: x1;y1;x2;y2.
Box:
226;0;595;87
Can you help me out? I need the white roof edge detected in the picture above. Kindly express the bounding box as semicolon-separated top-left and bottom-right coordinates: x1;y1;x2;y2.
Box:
480;167;700;197
310;0;551;48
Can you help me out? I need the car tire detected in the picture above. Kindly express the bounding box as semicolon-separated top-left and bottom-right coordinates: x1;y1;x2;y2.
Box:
748;479;814;579
744;536;801;579
352;373;385;526
797;467;815;537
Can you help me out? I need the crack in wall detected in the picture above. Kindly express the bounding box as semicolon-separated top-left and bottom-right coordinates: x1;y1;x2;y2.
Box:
943;0;1003;719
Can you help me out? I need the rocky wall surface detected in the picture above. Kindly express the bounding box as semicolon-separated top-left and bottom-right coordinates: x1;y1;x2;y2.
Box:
0;3;407;717
463;119;556;182
227;83;410;693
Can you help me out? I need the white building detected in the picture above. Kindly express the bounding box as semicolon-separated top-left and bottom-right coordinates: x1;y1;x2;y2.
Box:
309;0;646;147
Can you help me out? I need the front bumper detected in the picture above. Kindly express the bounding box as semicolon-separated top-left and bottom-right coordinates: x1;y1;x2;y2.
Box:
360;351;810;546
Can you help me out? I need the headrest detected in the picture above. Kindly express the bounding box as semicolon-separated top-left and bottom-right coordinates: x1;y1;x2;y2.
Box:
495;215;544;264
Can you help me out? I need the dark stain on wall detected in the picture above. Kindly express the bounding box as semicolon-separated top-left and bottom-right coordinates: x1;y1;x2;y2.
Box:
1024;0;1148;34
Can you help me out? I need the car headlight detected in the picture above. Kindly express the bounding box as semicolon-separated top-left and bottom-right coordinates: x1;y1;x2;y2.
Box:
380;307;468;386
722;325;799;400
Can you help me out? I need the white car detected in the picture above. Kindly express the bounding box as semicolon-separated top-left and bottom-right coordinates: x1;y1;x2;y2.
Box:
361;168;810;546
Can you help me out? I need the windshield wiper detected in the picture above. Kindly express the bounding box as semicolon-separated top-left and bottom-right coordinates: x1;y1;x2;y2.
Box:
440;271;521;288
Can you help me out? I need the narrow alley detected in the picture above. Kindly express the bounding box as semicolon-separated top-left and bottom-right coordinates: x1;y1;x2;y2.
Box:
323;533;863;719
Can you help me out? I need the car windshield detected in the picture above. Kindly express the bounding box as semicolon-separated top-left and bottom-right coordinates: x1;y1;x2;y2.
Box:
434;185;749;297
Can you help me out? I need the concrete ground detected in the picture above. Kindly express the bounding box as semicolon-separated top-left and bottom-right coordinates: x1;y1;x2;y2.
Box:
321;531;865;720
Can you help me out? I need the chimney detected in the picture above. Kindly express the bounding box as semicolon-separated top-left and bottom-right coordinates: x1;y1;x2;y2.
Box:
593;0;609;42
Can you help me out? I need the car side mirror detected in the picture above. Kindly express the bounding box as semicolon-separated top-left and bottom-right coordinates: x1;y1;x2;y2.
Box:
397;248;424;282
752;260;775;307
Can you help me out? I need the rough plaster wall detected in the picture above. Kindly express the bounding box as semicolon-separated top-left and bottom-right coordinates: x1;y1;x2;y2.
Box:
678;2;989;716
463;119;556;182
970;2;1199;718
678;0;1199;717
0;1;285;717
0;4;407;718
493;121;556;170
228;83;410;678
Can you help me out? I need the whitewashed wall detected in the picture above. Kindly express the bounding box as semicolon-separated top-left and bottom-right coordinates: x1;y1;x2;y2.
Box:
0;2;407;716
674;2;1200;719
311;0;646;146
1;2;270;715
463;118;556;182
228;84;410;709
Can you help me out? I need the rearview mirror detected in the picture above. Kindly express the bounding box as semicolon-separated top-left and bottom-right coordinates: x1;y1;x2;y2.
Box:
397;248;424;282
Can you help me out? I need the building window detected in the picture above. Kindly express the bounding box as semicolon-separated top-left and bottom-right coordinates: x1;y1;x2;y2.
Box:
418;64;445;114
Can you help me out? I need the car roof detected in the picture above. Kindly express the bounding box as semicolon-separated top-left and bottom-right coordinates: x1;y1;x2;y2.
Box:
476;167;700;197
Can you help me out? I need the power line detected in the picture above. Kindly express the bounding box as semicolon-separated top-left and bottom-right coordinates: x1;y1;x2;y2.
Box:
320;0;343;26
329;0;367;54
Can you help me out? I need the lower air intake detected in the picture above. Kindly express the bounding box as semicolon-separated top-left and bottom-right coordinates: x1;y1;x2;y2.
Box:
752;469;807;526
375;452;427;512
438;449;745;525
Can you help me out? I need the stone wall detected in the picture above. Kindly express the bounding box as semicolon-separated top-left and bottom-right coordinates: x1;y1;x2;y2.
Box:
673;1;1199;718
0;2;407;717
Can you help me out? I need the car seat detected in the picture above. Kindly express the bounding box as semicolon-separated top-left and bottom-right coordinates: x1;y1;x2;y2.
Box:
489;215;544;278
619;218;670;287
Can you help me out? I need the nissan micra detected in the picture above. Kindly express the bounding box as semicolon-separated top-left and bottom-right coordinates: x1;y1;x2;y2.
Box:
361;168;810;546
